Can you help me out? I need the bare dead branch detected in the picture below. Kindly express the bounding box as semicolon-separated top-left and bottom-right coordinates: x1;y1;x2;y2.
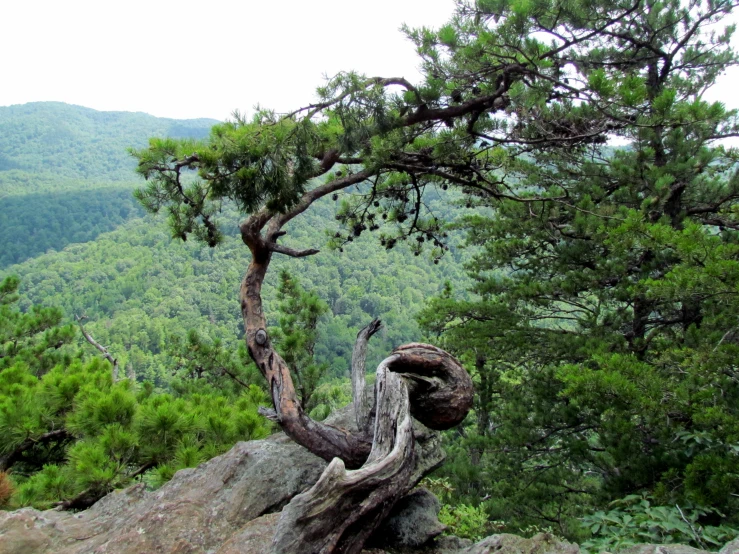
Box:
269;244;321;258
75;315;120;382
273;356;414;554
0;429;71;472
352;318;382;436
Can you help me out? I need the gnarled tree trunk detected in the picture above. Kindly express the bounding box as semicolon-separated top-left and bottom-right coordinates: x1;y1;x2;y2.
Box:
235;168;473;553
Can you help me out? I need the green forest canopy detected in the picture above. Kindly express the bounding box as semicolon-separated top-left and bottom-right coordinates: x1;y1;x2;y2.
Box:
0;102;216;267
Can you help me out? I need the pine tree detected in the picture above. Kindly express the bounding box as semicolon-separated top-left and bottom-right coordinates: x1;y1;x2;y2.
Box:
270;270;329;410
0;276;272;510
418;0;739;538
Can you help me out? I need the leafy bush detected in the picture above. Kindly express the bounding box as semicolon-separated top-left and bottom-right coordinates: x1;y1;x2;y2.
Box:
423;476;501;541
439;503;500;541
581;495;739;553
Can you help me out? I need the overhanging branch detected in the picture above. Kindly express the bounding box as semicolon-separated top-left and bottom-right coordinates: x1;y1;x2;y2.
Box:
269;244;320;258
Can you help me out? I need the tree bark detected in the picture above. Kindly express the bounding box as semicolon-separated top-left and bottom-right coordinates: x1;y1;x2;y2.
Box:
475;354;491;438
272;342;472;553
272;356;415;554
388;343;474;431
239;232;372;469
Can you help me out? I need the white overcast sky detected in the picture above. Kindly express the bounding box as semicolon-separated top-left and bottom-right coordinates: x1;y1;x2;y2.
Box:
2;0;738;121
1;0;452;121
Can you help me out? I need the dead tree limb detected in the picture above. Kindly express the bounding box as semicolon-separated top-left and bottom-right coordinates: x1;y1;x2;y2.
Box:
55;461;156;511
0;429;71;472
351;318;382;436
389;343;474;431
273;343;472;553
75;315;120;382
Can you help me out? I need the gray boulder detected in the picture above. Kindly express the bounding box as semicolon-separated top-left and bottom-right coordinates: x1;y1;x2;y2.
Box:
459;533;581;554
0;404;445;554
369;487;446;548
0;434;326;554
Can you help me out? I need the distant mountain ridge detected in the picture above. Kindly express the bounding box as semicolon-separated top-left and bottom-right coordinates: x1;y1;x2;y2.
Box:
0;102;219;266
0;102;218;187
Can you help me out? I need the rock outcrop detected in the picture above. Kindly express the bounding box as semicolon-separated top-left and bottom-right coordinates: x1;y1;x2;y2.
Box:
0;433;326;554
369;487;446;549
1;406;737;554
0;405;446;554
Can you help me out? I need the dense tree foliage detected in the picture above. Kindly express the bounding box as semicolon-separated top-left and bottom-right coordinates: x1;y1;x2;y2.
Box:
270;269;330;410
0;187;144;267
7;199;467;386
0;275;271;510
409;0;739;543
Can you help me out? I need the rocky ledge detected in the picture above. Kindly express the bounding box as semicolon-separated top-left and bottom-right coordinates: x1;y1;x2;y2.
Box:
1;407;737;554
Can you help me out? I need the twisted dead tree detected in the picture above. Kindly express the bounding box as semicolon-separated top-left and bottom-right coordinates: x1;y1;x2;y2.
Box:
274;342;472;553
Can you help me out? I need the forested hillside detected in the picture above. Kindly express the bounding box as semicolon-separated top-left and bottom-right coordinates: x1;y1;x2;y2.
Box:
0;102;215;183
8;198;469;385
0;103;216;266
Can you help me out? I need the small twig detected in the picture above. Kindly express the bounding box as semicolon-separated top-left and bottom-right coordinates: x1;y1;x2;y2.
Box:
676;504;707;550
713;326;737;352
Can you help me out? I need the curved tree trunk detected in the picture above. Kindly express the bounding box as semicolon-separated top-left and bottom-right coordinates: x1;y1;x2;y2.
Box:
236;179;473;553
239;247;372;468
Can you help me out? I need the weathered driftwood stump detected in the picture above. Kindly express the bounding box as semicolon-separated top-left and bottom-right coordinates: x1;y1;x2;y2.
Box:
235;180;473;553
